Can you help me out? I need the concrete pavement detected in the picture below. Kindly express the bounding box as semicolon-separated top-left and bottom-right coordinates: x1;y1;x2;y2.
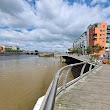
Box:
54;64;110;110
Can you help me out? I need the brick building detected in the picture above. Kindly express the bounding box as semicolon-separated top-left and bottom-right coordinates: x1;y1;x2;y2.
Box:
87;22;107;55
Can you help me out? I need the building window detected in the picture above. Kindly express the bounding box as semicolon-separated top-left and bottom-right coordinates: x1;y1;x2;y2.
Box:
100;38;104;41
100;34;104;36
93;38;97;41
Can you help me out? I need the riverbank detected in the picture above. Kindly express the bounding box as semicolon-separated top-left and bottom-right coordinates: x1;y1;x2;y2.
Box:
0;52;25;56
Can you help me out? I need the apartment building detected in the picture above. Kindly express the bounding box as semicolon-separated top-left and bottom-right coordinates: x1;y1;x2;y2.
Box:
106;25;110;51
88;22;107;55
73;32;87;54
73;22;110;55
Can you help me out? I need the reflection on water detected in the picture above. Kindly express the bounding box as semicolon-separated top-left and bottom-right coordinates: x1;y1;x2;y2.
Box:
0;55;65;110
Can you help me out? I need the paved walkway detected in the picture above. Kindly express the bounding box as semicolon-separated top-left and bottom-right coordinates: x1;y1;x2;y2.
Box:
54;64;110;110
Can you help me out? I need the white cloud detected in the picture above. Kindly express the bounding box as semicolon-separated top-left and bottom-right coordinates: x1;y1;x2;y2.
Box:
0;0;110;51
91;0;108;5
0;0;38;28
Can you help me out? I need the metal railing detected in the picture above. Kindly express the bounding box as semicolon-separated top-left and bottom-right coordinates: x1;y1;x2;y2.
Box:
39;61;96;110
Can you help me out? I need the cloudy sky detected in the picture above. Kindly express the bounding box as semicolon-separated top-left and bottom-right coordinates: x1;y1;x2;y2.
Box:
0;0;110;52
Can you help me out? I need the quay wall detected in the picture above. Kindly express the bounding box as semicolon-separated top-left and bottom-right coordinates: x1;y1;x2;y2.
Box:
0;52;25;56
62;56;94;78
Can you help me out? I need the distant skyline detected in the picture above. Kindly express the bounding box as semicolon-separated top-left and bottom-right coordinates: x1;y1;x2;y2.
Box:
0;0;110;52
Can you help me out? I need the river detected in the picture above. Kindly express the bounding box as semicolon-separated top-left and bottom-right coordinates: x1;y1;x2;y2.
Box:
0;55;65;110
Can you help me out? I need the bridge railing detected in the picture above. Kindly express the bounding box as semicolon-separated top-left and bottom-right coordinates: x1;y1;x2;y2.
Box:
39;61;96;110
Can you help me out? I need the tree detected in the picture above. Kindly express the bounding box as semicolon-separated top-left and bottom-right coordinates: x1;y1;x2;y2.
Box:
86;46;93;54
93;44;103;54
75;48;82;56
86;44;103;55
86;44;104;62
70;50;76;54
35;50;38;52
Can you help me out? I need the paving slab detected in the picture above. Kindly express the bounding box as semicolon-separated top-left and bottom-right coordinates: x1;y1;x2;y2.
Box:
54;64;110;110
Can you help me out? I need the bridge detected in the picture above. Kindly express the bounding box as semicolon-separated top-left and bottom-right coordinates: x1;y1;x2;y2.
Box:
25;51;39;55
33;56;110;110
25;51;54;56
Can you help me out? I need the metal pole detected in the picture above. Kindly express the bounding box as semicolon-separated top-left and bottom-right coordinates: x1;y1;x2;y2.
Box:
80;63;87;78
89;64;93;73
62;68;71;90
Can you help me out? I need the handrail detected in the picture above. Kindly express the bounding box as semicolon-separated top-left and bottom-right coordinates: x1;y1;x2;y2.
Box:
39;61;95;110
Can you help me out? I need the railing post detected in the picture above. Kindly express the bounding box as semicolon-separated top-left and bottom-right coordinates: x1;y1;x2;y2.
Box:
62;68;71;90
80;63;86;78
38;62;88;110
89;64;93;73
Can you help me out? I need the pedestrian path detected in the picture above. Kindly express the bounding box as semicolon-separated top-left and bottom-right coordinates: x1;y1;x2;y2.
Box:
54;64;110;110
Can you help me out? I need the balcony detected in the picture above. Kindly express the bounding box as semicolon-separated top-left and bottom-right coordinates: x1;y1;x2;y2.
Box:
107;25;110;30
107;30;110;33
107;33;110;37
93;38;97;41
93;34;97;37
107;37;110;42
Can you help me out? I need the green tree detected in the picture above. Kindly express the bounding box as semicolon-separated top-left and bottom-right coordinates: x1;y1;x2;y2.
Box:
86;46;93;54
5;49;23;52
35;50;38;52
70;50;76;54
93;44;103;54
86;44;104;62
86;44;103;55
75;48;82;56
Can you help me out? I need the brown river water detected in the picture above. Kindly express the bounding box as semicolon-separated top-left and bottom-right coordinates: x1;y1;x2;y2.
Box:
0;55;65;110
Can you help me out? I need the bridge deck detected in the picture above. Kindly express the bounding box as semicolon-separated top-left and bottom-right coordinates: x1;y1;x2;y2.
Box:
54;64;110;110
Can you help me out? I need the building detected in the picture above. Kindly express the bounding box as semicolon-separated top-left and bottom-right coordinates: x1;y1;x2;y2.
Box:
73;22;109;55
12;46;19;50
73;31;87;54
5;45;20;51
106;25;110;51
0;46;5;52
87;22;107;55
0;45;20;52
5;46;13;51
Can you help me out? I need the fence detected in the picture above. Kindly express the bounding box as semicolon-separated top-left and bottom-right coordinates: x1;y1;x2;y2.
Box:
38;61;96;110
